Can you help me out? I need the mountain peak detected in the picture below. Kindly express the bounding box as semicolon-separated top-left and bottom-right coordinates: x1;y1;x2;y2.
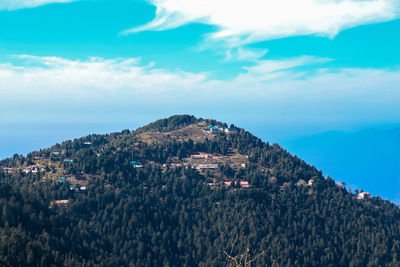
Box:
135;114;199;133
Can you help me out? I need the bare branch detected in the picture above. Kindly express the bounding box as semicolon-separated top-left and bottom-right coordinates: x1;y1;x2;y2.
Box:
246;251;265;265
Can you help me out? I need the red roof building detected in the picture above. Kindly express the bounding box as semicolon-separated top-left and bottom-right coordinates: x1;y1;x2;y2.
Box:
240;181;250;188
170;163;182;168
24;165;38;173
224;181;233;187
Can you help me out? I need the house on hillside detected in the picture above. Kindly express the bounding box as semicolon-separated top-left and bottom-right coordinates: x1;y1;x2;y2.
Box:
224;128;237;134
24;165;38;173
207;182;219;187
58;176;67;182
50;152;61;159
64;159;74;164
191;153;223;160
191;153;213;159
357;192;371;200
83;142;92;145
222;181;250;188
170;163;182;168
203;124;221;134
224;181;233;187
130;161;143;168
195;164;218;170
239;181;250;188
208;126;220;134
50;200;69;208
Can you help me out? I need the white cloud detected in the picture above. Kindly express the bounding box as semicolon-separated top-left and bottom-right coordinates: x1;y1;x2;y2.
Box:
0;0;76;10
0;55;399;127
124;0;400;45
0;56;207;99
0;55;323;99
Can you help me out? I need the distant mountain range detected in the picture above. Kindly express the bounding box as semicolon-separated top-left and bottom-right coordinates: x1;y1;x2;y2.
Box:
282;126;400;202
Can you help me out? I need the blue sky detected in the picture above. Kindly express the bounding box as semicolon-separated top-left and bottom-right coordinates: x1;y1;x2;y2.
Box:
0;0;400;150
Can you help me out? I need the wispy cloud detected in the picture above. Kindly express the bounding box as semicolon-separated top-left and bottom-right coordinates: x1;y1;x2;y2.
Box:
0;55;207;99
0;55;330;99
224;47;268;62
0;0;76;10
123;0;400;45
0;55;399;128
243;56;331;75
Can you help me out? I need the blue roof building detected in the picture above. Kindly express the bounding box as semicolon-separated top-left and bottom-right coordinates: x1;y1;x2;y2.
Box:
130;161;143;168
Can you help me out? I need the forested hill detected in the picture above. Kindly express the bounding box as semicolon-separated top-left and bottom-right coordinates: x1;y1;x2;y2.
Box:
1;115;400;266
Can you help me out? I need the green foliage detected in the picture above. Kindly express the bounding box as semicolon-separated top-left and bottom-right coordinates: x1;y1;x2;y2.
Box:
0;115;399;266
136;114;198;133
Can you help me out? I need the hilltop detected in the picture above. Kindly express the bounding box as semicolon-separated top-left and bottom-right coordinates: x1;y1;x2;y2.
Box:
1;115;400;266
1;115;319;193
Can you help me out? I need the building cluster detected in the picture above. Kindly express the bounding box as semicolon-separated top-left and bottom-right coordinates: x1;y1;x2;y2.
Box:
187;152;228;170
2;155;76;176
203;124;237;134
223;181;250;188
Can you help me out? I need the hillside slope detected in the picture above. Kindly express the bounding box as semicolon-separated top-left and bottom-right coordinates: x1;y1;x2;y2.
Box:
1;115;400;266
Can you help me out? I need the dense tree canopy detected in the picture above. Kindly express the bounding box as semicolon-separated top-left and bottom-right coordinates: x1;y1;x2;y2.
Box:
1;115;399;266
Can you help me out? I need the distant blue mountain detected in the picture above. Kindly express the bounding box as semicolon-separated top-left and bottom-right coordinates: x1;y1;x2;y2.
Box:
282;126;400;203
